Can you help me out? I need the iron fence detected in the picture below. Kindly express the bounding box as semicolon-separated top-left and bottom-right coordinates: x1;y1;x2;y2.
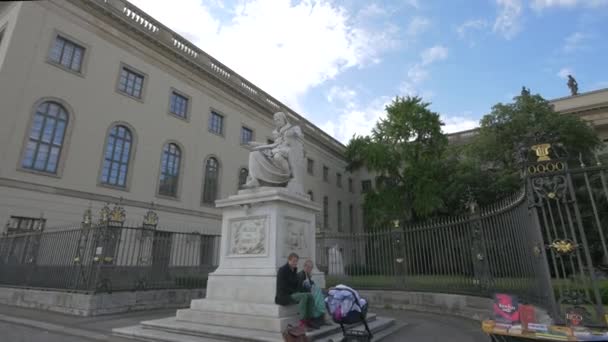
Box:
0;224;220;293
316;189;554;310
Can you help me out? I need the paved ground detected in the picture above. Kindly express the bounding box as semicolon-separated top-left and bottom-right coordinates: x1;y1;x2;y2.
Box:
0;304;488;342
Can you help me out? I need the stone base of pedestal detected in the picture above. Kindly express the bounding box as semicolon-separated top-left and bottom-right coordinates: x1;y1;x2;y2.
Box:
113;311;402;342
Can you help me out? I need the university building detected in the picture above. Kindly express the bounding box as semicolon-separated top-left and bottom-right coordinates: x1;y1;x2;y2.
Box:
1;0;607;236
0;0;361;235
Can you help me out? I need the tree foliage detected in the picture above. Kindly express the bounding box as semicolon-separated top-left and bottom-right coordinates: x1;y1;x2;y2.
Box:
463;90;601;197
345;96;448;226
346;90;602;229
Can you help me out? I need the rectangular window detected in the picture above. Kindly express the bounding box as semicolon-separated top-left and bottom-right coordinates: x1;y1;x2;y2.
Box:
323;196;329;230
267;138;274;144
241;126;253;145
361;179;372;193
49;35;85;73
307;158;314;175
337;201;342;232
348;178;353;192
336;173;342;188
169;91;188;118
6;216;46;235
118;66;144;98
349;204;354;233
323;166;329;182
209;111;224;135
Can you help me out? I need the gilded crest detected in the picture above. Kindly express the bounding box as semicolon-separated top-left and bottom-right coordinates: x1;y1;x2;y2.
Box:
531;143;552;162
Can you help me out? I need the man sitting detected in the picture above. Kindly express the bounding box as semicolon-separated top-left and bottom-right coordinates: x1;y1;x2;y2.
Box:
275;253;319;329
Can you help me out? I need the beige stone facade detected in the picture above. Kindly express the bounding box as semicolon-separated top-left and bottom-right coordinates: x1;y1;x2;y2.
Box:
447;88;608;146
1;1;606;236
0;0;361;234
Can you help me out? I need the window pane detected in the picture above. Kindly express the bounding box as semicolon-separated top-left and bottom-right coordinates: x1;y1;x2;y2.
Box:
60;43;74;68
53;120;66;145
47;147;60;172
30;115;44;140
50;37;65;63
41;118;56;143
71;46;83;72
34;144;49;170
22;141;37;168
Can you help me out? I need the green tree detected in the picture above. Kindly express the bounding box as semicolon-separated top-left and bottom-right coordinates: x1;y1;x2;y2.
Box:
475;91;599;166
345;96;448;227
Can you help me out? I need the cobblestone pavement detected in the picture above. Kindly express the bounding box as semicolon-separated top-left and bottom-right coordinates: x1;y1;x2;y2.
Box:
0;304;487;342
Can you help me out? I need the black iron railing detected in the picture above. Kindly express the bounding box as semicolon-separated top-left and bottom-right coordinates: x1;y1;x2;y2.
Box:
316;189;553;311
0;224;220;293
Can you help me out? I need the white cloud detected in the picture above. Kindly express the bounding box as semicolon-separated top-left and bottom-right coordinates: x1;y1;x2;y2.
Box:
358;3;387;18
327;86;357;107
405;0;421;9
320;93;391;143
563;32;588;52
531;0;608;10
420;45;448;65
557;67;574;79
407;64;429;83
128;0;395;113
406;17;431;37
441;115;479;134
493;0;523;40
456;19;488;45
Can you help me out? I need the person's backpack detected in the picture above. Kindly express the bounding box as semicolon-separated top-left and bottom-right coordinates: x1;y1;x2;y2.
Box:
282;324;310;342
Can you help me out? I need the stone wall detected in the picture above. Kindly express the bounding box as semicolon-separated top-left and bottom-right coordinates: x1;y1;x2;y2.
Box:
0;287;205;316
359;290;552;323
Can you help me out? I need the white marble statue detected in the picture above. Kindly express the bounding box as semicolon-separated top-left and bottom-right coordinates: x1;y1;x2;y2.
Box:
243;112;305;195
328;244;345;276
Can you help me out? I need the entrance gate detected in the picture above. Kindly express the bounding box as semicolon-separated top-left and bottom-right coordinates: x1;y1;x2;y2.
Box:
525;143;608;326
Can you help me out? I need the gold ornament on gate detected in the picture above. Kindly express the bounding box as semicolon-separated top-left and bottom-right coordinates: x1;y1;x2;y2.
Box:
531;143;552;162
549;239;577;256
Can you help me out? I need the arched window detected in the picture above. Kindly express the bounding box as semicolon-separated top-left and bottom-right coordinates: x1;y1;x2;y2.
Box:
238;168;248;189
203;157;219;204
158;143;181;197
21;101;68;174
100;125;133;187
307;190;314;201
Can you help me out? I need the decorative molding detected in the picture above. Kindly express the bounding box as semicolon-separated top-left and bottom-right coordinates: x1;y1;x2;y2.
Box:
0;177;221;220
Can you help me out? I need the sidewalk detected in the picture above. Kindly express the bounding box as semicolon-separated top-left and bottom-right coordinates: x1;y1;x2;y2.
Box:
0;304;487;342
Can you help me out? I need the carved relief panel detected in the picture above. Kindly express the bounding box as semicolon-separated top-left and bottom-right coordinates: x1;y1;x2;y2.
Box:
228;216;268;256
282;217;312;260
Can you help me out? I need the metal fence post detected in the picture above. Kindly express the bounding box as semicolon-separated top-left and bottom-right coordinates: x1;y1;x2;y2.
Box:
467;198;492;296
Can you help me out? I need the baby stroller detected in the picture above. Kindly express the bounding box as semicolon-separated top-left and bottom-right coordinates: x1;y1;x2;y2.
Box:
325;285;373;341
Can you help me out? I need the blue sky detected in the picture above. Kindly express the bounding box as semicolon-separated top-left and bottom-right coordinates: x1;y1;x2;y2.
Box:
130;0;608;143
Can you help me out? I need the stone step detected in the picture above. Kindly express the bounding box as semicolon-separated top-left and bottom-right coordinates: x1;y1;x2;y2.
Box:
112;313;393;342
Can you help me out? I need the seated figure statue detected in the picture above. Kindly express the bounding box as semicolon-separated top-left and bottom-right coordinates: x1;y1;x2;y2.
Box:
243;112;305;195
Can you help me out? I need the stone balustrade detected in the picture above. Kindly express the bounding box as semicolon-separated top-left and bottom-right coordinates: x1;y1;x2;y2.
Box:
84;0;346;154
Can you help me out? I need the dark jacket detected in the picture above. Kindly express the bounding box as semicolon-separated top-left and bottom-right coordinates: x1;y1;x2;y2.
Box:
275;263;299;305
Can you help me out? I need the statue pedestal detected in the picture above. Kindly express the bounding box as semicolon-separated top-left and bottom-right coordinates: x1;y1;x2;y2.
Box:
114;188;325;341
176;188;324;335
